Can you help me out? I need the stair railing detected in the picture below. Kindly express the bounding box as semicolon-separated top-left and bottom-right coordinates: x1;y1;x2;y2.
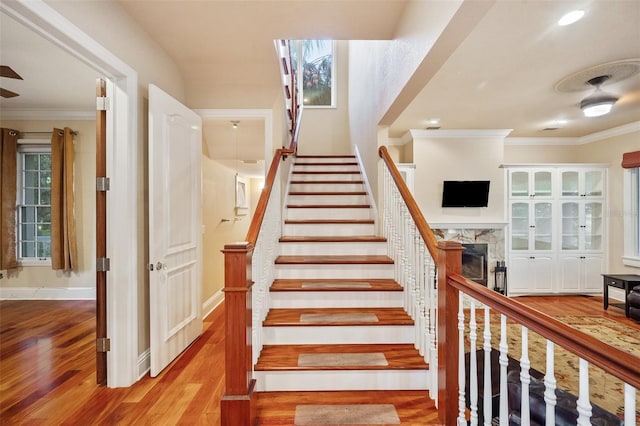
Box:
438;254;640;426
379;146;440;400
220;39;301;426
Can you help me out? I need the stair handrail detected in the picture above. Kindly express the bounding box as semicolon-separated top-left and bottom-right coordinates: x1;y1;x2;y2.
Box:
221;39;301;426
438;240;640;425
378;146;438;260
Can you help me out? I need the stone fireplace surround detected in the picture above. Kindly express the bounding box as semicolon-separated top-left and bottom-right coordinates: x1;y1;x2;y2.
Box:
430;223;507;290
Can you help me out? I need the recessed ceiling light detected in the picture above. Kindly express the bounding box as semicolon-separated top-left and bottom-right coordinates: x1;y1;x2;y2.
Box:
558;10;584;26
426;118;440;125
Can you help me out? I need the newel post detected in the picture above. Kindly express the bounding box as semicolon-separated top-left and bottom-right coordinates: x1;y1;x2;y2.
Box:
221;242;256;426
437;240;463;426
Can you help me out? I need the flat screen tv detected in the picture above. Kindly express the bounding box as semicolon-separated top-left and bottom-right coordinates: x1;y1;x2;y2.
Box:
441;180;490;207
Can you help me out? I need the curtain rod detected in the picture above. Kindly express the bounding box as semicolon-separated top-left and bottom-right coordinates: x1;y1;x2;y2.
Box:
14;130;79;137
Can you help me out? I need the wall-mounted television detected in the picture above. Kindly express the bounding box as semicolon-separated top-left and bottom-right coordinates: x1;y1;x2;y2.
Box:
441;180;490;208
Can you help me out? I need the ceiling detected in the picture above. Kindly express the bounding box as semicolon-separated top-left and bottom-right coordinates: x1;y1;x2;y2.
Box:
1;1;639;175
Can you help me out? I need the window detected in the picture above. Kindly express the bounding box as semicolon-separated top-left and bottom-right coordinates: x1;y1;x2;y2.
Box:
17;146;52;263
623;166;640;267
292;39;335;108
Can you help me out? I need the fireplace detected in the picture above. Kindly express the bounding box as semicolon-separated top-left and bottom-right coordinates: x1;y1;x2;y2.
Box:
462;243;488;286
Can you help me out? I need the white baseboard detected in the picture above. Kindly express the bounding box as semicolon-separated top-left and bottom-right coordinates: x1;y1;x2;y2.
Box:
0;286;96;300
137;349;151;380
203;289;224;319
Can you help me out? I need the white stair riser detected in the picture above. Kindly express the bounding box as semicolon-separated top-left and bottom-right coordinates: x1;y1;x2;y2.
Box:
283;223;375;236
269;291;403;308
293;165;360;172
285;207;372;220
279;241;387;256
287;194;368;205
255;369;429;392
289;183;364;192
262;324;413;345
295;158;356;164
275;264;394;279
291;173;362;181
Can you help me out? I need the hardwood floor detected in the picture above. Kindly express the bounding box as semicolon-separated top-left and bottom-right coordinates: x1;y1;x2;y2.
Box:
0;295;636;425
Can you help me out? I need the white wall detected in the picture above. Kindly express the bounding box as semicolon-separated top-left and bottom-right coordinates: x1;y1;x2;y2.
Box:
297;41;351;156
410;130;507;224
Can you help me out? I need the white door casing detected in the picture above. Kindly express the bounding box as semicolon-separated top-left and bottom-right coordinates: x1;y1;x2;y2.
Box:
149;84;203;376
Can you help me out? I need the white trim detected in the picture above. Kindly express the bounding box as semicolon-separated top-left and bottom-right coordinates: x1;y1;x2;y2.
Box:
623;168;639;268
194;109;273;179
0;286;96;300
505;121;640;146
408;129;513;139
202;289;224;319
137;349;151;380
353;145;379;233
0;109;94;120
1;0;140;388
500;163;609;169
505;137;580;146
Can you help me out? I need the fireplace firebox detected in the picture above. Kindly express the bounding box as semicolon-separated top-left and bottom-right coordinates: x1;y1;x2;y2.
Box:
461;243;488;287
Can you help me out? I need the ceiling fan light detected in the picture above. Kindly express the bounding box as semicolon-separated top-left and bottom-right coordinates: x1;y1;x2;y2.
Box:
580;93;618;117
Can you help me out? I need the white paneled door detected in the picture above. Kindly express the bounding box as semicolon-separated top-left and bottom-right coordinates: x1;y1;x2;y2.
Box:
148;84;203;376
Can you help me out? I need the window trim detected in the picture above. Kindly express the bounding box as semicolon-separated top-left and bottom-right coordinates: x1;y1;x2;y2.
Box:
16;141;52;266
623;167;640;267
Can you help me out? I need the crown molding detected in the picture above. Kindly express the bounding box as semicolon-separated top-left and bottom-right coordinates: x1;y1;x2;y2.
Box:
505;121;640;146
408;128;513;139
0;108;94;120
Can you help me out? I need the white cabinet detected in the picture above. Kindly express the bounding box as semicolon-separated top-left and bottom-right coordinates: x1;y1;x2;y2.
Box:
505;165;607;296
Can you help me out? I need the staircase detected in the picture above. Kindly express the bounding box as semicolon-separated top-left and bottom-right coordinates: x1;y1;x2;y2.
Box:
254;155;429;395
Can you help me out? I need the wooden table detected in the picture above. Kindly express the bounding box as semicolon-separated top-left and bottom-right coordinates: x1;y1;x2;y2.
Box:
602;274;640;318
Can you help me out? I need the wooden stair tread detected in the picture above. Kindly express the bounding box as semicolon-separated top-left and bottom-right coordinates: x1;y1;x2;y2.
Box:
278;236;386;243
286;204;370;208
255;344;427;371
296;155;356;158
263;307;413;326
295;162;358;166
284;219;374;224
288;191;366;195
290;180;364;184
292;171;360;174
271;279;401;292
275;255;393;264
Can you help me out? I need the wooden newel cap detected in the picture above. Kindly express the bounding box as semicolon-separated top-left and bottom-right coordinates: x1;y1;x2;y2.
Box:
222;241;252;253
437;240;464;250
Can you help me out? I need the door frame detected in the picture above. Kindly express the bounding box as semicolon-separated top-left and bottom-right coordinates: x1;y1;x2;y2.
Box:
1;0;140;387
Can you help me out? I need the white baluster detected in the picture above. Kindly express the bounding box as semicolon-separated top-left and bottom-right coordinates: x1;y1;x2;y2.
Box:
429;262;438;400
458;294;466;426
624;383;636;425
499;314;509;426
576;358;593;426
519;326;530;425
470;299;479;426
483;305;492;426
543;340;557;426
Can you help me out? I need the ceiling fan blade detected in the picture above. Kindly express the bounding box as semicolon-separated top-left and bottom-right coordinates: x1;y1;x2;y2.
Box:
0;87;20;98
0;65;23;80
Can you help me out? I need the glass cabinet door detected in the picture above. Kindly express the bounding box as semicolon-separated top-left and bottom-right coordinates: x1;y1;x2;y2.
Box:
561;171;579;197
561;202;579;250
534;202;553;250
584;202;603;250
511;171;529;197
584;170;603;197
511;202;529;250
533;171;552;197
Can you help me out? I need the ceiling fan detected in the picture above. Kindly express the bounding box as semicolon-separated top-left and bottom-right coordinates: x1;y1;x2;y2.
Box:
0;65;22;98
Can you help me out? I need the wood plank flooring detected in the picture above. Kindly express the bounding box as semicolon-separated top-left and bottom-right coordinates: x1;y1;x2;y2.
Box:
0;295;636;424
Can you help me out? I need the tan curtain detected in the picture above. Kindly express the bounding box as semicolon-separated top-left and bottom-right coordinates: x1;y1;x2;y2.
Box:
51;127;77;271
0;128;18;270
